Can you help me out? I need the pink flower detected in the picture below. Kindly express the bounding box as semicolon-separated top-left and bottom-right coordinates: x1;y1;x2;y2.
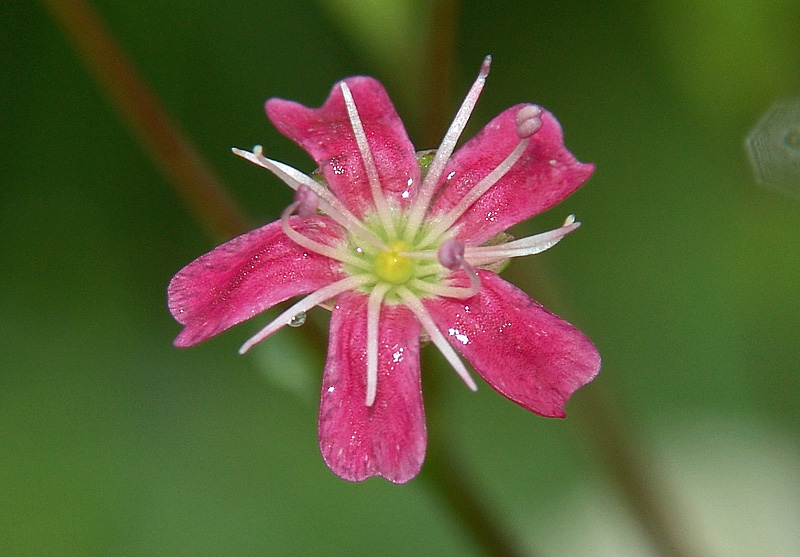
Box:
168;57;600;483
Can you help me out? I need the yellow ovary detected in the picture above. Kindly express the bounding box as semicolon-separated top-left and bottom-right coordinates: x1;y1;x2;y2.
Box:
374;241;415;285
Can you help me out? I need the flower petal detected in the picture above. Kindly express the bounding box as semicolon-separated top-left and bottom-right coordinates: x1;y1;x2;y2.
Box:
168;217;344;347
423;271;600;417
265;77;420;218
318;292;425;483
431;105;594;245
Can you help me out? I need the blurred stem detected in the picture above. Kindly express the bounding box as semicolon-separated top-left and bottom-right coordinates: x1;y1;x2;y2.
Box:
41;0;251;240
420;1;697;552
419;2;538;555
572;383;694;557
420;404;531;557
421;0;459;148
529;260;695;556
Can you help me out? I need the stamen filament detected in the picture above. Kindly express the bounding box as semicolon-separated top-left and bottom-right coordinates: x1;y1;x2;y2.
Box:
404;55;492;242
280;203;372;272
366;282;392;407
233;147;388;250
410;276;480;299
397;287;478;392
340;82;397;240
419;136;530;247
239;274;373;354
465;219;580;265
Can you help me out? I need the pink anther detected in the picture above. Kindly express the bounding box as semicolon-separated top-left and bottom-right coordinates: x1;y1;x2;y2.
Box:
294;184;319;218
438;238;466;270
515;104;543;139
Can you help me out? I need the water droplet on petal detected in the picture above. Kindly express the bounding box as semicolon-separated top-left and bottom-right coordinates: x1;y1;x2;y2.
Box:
288;312;307;327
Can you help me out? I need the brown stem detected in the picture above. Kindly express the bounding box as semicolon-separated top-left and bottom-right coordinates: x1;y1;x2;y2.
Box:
527;259;698;556
421;0;459;149
41;0;251;240
571;384;695;557
417;2;541;555
420;402;534;557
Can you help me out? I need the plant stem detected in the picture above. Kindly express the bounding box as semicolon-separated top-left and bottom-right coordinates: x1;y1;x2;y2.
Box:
528;260;697;556
41;0;251;241
419;2;698;552
571;383;695;557
421;0;459;149
416;3;540;555
420;405;533;557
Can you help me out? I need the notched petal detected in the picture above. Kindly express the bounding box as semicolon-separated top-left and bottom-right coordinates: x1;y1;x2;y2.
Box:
168;217;344;347
265;77;420;217
423;271;600;417
318;292;426;483
432;105;594;245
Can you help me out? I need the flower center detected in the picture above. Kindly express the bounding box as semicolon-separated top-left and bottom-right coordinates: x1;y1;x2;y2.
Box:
374;241;415;285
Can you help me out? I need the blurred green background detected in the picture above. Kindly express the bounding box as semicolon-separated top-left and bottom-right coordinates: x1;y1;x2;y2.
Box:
2;1;799;555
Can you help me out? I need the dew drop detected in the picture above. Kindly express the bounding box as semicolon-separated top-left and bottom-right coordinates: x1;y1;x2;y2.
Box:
288;312;307;327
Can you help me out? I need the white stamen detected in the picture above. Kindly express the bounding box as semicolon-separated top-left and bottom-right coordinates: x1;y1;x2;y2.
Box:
420;134;531;248
233;147;388;250
404;55;492;242
366;283;391;407
464;219;581;265
397;287;478;392
239;274;373;354
418;103;545;247
280;201;372;271
340;82;397;239
410;277;480;300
